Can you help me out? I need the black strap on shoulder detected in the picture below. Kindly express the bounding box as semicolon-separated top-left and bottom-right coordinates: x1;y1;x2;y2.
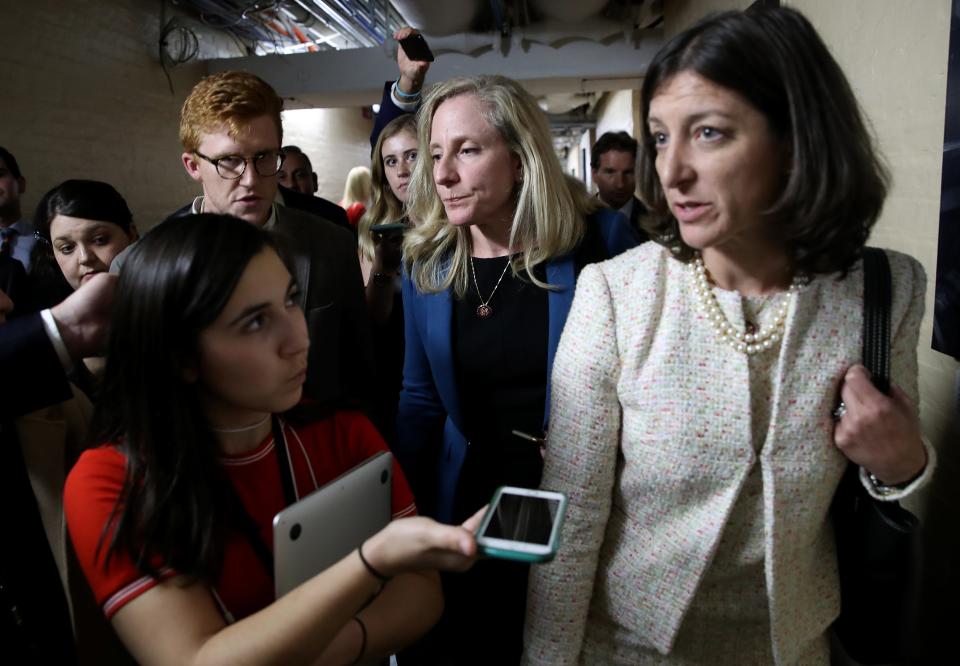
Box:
861;247;892;395
227;415;298;583
272;415;298;507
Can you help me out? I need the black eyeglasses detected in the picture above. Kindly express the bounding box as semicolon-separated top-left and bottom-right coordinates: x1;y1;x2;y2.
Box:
194;150;285;180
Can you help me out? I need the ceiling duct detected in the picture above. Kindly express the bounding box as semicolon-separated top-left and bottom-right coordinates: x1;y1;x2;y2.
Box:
530;0;608;23
389;0;484;36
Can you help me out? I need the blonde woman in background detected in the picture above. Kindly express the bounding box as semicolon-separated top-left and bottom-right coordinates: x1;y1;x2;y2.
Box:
358;113;419;445
340;165;372;227
395;74;641;664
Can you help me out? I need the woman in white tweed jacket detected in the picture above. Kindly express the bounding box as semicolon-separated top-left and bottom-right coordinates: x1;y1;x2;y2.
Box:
524;8;934;665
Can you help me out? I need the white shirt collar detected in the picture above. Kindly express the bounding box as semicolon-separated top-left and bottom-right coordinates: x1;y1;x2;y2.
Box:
191;196;278;230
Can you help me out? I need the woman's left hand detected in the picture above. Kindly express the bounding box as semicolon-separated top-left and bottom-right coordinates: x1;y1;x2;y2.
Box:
833;364;927;485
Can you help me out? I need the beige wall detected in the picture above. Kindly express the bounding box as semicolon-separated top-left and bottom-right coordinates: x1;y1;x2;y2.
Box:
595;89;636;138
282;108;374;204
0;0;204;231
0;0;375;228
788;0;958;652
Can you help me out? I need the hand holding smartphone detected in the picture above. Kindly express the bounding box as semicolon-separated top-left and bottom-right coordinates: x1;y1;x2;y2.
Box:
475;487;567;563
399;33;435;62
370;222;408;235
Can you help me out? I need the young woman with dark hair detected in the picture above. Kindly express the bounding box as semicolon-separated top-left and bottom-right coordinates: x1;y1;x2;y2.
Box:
31;179;137;292
64;214;479;665
525;7;933;664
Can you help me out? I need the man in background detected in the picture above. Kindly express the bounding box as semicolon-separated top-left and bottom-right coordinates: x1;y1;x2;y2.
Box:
278;145;351;231
0;147;38;271
591;131;649;241
127;71;371;408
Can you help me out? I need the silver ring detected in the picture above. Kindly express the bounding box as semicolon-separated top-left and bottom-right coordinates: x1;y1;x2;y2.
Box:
832;401;847;421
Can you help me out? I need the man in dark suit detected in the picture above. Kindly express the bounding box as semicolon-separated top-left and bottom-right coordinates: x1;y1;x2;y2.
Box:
180;71;372;409
125;71;373;410
277;145;353;234
591;131;649;241
1;273;114;663
0;254;31;318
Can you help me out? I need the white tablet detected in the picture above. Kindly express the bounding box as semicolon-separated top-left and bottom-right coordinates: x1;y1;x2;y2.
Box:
273;451;393;597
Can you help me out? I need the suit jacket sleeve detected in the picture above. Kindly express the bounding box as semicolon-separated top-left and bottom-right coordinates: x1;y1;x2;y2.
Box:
331;226;375;409
596;208;643;257
523;264;622;665
394;275;446;515
0;313;72;420
371;80;417;150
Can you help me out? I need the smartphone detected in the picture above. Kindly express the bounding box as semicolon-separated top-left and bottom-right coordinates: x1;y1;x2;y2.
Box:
399;33;435;62
475;487;567;563
370;222;408;234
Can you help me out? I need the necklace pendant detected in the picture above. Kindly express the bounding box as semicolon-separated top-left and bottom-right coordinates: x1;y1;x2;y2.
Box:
476;304;493;318
745;321;758;335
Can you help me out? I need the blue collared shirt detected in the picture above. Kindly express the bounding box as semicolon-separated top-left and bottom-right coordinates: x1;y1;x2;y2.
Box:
2;218;38;271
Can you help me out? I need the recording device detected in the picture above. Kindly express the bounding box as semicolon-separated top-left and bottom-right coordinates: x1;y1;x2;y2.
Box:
475;487;567;563
370;222;408;234
399;33;435;62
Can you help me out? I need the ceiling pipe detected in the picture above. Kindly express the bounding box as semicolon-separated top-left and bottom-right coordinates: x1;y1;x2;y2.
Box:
325;0;384;43
294;0;377;48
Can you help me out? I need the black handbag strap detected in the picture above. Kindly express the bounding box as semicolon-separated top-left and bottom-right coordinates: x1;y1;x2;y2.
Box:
861;247;892;394
228;415;299;582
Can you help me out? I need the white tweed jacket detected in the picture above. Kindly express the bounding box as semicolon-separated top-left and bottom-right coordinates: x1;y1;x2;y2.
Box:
523;243;931;665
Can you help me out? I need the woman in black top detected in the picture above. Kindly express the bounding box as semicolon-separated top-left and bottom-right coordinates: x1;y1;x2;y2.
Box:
396;74;641;663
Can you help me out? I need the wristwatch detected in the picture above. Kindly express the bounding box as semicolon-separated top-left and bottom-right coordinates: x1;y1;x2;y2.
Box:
866;469;921;497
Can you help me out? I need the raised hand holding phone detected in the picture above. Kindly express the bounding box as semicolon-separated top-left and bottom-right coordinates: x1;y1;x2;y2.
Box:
394;27;432;95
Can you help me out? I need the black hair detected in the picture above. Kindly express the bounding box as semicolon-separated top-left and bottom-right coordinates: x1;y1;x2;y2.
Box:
281;145;313;172
0;146;22;180
94;213;290;582
590;131;638;168
33;180;134;242
637;6;889;276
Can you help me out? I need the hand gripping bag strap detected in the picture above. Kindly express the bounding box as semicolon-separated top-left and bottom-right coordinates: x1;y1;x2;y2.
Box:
831;247;922;665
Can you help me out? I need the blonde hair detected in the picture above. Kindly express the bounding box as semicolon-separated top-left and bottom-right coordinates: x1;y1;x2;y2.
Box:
341;166;372;208
359;114;418;262
179;71;283;152
403;75;597;297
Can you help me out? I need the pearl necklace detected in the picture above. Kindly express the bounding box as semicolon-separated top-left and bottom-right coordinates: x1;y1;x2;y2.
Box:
690;254;806;355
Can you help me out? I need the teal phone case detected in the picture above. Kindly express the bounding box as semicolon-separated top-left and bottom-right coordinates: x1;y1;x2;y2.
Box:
475;487;567;563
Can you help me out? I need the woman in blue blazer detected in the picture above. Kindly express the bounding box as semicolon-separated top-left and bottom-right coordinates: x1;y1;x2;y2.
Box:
395;74;640;664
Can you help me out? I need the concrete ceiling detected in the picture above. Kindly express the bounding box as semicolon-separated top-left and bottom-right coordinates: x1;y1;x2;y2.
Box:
167;1;663;110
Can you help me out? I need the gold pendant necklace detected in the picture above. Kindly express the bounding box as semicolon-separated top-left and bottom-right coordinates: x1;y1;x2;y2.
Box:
470;255;512;319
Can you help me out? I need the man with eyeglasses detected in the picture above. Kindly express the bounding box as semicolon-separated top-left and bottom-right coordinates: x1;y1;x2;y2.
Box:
123;70;372;410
